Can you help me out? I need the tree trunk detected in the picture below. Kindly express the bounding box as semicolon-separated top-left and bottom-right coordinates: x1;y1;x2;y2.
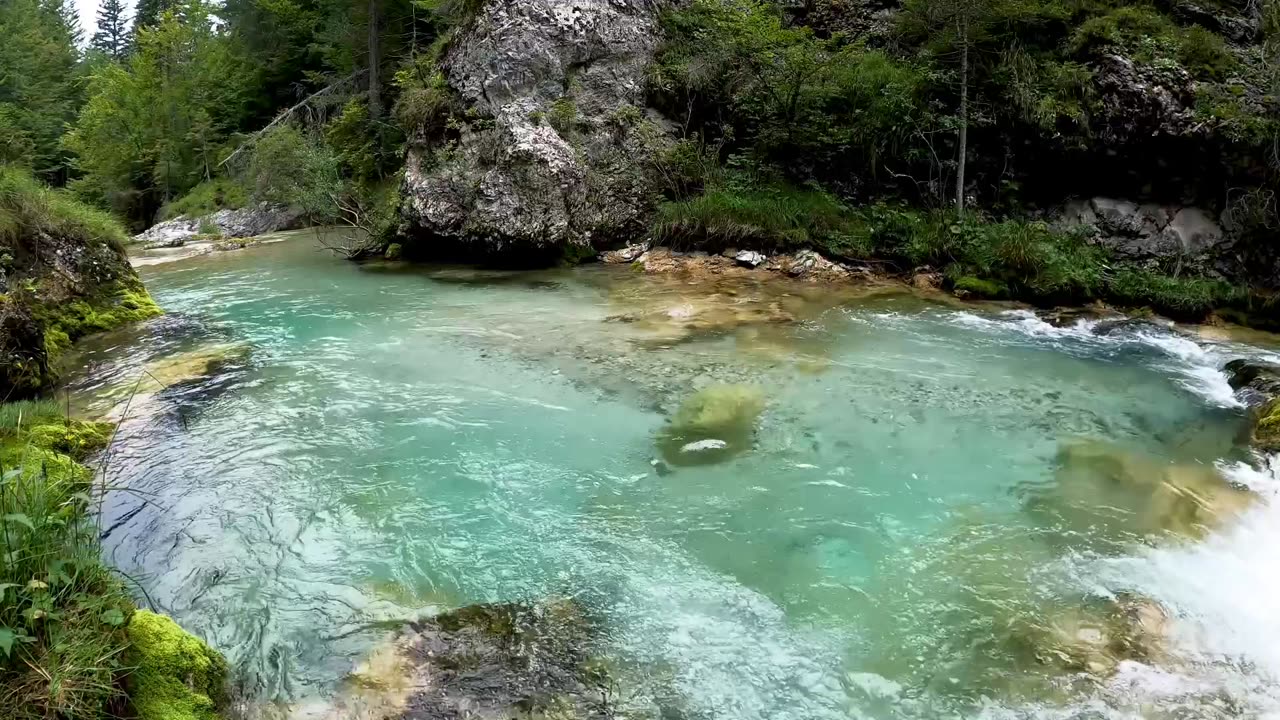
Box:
368;0;382;118
956;29;969;212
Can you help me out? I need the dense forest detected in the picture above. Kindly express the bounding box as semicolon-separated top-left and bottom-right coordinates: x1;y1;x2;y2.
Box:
1;0;1278;303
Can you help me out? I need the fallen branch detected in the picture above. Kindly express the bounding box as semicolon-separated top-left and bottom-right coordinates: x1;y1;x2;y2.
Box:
218;70;369;170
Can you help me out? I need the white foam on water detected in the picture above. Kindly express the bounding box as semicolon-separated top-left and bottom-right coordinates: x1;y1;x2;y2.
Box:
1042;456;1280;717
590;537;852;720
928;308;1251;409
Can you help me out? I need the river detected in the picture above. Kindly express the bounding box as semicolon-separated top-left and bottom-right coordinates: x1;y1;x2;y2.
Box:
63;230;1280;719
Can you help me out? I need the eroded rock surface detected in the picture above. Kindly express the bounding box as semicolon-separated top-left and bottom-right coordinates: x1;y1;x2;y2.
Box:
1059;197;1229;264
400;0;672;256
298;599;611;720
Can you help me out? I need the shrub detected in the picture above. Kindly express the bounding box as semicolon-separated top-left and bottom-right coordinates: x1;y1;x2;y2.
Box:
1106;268;1245;318
653;183;868;254
247;125;343;220
1177;25;1236;80
159;178;249;221
0;165;128;253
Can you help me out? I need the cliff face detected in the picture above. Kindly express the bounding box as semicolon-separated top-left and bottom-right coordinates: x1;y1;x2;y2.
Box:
0;168;160;398
399;0;672;259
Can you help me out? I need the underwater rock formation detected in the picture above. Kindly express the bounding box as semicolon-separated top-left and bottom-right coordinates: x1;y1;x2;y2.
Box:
301;599;611;720
656;384;765;466
1031;439;1254;540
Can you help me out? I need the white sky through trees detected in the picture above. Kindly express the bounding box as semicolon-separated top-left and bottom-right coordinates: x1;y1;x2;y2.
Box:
75;0;135;41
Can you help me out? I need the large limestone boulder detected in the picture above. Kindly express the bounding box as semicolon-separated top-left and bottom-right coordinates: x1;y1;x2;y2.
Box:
400;0;672;258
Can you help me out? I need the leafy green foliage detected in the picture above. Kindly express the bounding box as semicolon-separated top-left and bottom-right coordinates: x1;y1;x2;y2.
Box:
248;125;343;219
67;1;253;223
160;178;250;221
652;0;931;187
0;404;131;720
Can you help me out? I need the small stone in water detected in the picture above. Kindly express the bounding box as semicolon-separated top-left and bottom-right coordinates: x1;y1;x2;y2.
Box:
681;439;729;453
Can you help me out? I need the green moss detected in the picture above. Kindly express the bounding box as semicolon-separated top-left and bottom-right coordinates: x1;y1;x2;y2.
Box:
951;276;1006;299
384;242;403;261
1254;399;1280;452
40;279;163;360
126;610;228;720
657;384;765;466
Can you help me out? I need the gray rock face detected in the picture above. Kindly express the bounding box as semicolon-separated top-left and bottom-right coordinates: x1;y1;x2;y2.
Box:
1095;54;1198;144
400;0;672;256
1058;197;1229;263
133;204;305;249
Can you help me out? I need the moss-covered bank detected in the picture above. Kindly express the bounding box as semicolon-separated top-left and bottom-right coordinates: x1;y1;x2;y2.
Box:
0;403;231;720
650;186;1278;328
0;166;162;399
0;166;227;720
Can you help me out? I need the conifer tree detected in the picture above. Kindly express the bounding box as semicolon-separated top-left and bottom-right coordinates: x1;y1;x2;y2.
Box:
92;0;130;59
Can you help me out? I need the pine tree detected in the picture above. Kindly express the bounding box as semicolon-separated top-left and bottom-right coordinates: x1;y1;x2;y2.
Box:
92;0;130;59
131;0;174;36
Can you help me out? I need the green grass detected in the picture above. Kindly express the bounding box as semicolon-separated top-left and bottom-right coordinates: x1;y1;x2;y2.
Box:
0;405;131;720
0;165;128;254
653;184;1258;322
158;178;249;222
653;185;868;254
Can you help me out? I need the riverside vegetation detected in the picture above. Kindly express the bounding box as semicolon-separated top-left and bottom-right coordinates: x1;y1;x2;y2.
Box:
0;169;229;720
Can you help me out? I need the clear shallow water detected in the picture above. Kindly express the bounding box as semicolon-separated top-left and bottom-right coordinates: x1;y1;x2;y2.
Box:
67;232;1280;718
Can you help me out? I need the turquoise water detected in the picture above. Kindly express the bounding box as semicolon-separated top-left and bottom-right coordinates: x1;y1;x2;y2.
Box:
69;232;1280;718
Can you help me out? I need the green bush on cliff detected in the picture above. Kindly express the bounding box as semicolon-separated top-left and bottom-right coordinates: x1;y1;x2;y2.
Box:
0;165;128;253
160;179;250;222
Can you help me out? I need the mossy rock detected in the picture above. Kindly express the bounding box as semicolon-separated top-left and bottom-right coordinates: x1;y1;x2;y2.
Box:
384;242;403;261
657;384;765;466
951;276;1006;299
125;611;228;720
1252;398;1280;453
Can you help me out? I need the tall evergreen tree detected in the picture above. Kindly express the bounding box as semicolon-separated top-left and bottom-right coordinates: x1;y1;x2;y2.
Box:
0;0;83;181
92;0;131;59
131;0;175;35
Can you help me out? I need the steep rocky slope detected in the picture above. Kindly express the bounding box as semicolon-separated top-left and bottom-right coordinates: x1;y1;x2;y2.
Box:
399;0;673;260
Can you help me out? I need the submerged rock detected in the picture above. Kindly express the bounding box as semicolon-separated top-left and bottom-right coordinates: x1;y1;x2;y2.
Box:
1223;359;1280;452
126;610;229;720
997;593;1170;681
304;599;611;720
143;343;252;388
657;384;765;466
1032;439;1254;540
